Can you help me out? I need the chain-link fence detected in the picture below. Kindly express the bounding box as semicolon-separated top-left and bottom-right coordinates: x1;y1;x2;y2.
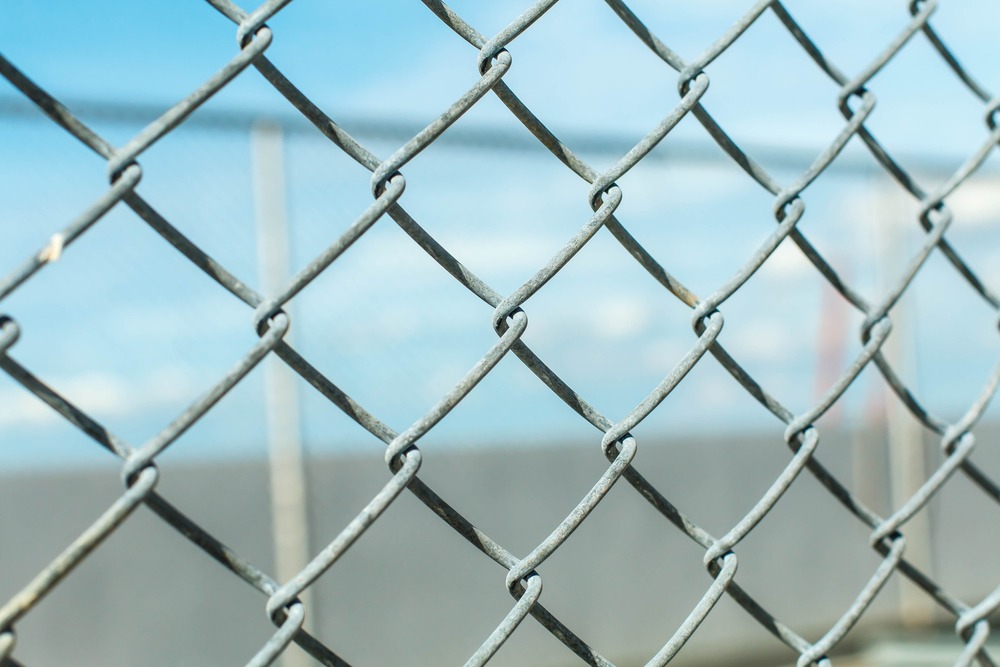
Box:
2;1;1000;665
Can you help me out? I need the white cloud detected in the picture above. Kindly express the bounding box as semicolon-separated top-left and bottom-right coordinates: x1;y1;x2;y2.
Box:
106;295;246;339
0;366;204;429
724;319;802;363
764;239;814;278
947;178;1000;229
642;336;698;369
586;295;652;340
444;234;565;275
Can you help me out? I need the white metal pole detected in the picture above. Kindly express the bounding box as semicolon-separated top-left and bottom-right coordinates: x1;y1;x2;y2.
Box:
252;120;315;662
872;175;935;627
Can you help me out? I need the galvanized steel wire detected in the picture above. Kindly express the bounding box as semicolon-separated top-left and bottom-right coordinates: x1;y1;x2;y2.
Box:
2;1;1000;665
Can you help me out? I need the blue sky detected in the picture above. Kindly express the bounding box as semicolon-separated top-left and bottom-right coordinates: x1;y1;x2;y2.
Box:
2;1;999;470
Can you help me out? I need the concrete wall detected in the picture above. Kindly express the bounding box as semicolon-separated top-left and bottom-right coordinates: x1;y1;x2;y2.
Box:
2;424;998;666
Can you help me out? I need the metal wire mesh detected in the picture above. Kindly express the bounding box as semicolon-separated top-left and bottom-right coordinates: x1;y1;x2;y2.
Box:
2;1;1000;665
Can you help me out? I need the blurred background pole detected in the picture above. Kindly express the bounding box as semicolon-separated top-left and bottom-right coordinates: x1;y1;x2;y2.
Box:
252;120;314;663
872;176;935;627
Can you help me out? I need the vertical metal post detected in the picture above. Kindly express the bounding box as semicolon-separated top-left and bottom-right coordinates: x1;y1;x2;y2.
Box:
252;121;315;662
872;176;935;627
